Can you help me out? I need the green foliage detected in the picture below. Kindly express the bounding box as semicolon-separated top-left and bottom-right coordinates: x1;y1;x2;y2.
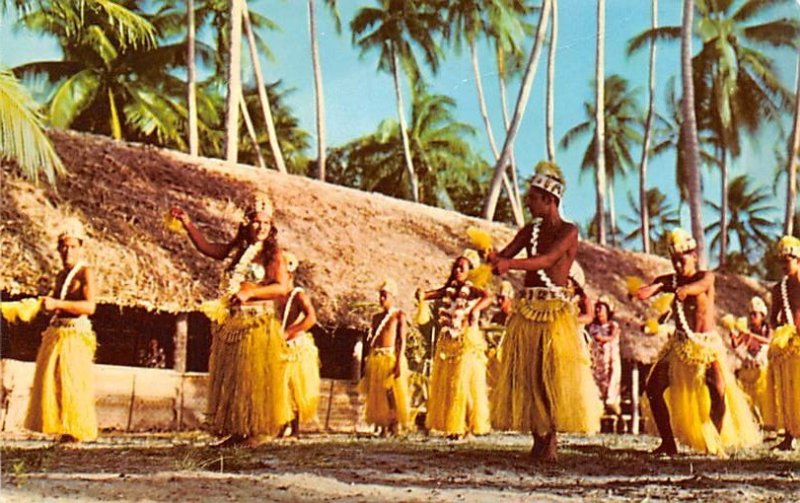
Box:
622;188;681;255
0;68;64;184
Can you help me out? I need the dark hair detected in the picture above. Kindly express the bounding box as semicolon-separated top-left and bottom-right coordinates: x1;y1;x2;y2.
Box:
444;256;471;289
594;301;615;322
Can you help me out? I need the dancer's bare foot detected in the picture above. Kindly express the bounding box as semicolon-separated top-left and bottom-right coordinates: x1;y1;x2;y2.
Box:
774;436;796;451
651;440;678;457
56;434;79;444
213;435;245;448
540;433;558;462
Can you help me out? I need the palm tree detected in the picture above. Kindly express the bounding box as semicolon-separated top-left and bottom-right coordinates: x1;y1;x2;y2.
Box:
351;0;447;203
325;85;478;206
560;75;642;246
187;0;199;156
628;0;657;254
483;0;552;220
650;77;719;202
223;0;243;163
629;0;799;265
446;0;531;226
705;175;778;262
545;0;557;162
594;0;607;245
786;47;800;236
680;0;706;266
623;188;680;255
12;1;201;147
0;68;63;184
307;0;340;181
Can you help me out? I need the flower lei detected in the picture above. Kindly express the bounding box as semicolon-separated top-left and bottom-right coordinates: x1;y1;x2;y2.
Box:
529;218;556;289
780;276;795;328
281;286;304;332
368;308;398;349
438;282;475;339
672;275;693;337
219;242;265;296
59;260;86;300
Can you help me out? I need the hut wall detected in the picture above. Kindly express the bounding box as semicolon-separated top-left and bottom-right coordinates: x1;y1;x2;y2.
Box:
0;359;366;434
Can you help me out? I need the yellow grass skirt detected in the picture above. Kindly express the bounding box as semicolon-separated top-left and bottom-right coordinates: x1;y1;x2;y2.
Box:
24;317;98;441
360;348;411;429
283;333;321;423
646;334;761;456
768;324;800;436
737;366;777;429
207;309;291;437
491;298;602;436
425;325;490;435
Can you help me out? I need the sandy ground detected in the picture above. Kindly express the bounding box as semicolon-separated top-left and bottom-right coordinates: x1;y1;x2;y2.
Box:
1;432;798;502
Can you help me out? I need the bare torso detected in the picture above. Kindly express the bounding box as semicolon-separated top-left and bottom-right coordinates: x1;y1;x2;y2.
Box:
772;274;800;328
523;221;578;288
659;272;716;333
370;310;399;349
53;267;88;319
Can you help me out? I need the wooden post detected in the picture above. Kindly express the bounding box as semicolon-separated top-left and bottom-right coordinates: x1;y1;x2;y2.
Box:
631;362;640;434
174;313;188;374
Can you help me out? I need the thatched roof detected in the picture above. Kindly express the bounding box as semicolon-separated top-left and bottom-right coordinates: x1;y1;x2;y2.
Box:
1;130;768;362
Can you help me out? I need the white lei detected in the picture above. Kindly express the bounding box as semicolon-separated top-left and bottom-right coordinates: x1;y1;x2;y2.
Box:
529;219;557;289
780;276;795;328
438;282;476;339
368;308;398;348
281;286;304;332
219;242;266;296
59;260;86;300
671;275;718;347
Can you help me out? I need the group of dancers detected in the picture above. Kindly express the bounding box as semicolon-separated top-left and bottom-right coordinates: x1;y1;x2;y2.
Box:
13;160;800;462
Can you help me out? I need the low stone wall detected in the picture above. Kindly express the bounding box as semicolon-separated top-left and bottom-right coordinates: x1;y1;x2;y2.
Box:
0;359;366;434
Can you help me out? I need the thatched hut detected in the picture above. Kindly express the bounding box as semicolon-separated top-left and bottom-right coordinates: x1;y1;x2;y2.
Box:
1;130;768;433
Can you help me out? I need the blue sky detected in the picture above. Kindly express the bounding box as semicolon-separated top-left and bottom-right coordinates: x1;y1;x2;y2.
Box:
1;1;798;256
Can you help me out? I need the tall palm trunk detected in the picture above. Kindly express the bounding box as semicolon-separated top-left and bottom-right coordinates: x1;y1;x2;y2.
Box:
224;0;243;163
719;147;728;267
545;0;558;161
470;40;523;225
638;0;657;253
608;180;618;247
594;0;607;245
680;0;707;266
242;4;287;173
786;47;800;236
483;0;552;220
391;46;419;202
496;45;523;221
308;0;327;180
187;0;199;156
240;93;266;168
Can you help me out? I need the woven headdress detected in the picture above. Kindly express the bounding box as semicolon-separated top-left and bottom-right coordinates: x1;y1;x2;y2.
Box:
380;278;398;297
246;192;274;218
777;235;800;259
749;296;768;317
460;249;481;269
58;217;87;243
530;161;565;200
667;228;697;255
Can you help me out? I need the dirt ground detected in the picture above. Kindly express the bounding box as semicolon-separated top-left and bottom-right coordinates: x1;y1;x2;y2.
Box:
1;431;798;502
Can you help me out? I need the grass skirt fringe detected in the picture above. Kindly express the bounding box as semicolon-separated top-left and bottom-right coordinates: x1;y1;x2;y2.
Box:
283;333;321;423
24;317;98;441
360;349;411;429
646;334;761;456
491;298;602;436
737;366;777;430
768;324;800;436
208;310;291;438
425;325;490;435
